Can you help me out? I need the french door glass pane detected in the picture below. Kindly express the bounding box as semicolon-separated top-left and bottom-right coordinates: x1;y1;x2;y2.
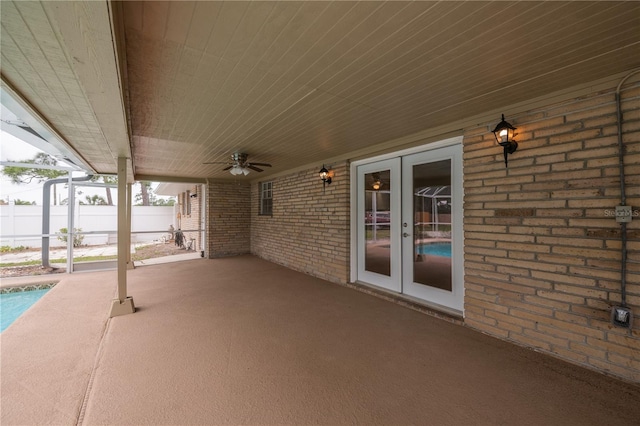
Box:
364;170;391;276
413;160;452;291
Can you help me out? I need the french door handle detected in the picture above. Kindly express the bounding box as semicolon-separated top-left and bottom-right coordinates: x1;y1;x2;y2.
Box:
403;232;410;238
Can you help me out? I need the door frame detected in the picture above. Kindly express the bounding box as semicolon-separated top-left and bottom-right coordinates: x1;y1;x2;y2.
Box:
349;135;464;311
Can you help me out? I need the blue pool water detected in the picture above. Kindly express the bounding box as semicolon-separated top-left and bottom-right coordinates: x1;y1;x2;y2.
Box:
0;289;50;332
417;242;452;258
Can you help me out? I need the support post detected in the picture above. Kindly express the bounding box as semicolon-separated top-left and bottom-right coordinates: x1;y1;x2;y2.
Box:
126;183;134;270
66;173;74;273
110;157;135;317
200;183;206;257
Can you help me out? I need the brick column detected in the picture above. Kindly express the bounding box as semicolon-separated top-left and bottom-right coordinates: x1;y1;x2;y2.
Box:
208;181;251;258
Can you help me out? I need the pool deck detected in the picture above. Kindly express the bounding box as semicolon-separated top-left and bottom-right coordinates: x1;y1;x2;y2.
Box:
1;255;640;425
1;251;201;289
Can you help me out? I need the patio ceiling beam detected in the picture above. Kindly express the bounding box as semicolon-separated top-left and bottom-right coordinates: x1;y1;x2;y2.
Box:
134;174;207;184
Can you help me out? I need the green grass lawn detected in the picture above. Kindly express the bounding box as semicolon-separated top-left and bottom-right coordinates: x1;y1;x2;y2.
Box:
1;255;119;268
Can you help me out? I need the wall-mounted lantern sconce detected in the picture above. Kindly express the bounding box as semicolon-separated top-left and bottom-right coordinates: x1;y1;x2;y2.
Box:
492;114;518;168
319;165;332;192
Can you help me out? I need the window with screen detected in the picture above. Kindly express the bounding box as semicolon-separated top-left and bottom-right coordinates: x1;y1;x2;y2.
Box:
259;181;273;216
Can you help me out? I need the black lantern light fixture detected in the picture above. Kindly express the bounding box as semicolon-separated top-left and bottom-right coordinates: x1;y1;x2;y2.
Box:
492;114;518;168
319;165;332;191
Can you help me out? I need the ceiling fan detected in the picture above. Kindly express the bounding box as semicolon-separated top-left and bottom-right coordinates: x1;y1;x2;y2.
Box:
203;152;272;175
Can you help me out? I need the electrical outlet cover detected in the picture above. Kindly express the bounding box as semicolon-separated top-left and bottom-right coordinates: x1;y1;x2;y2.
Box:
615;205;632;223
611;306;633;328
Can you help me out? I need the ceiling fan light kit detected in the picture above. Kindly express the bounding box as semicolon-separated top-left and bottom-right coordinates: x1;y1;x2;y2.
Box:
203;152;272;176
229;165;250;176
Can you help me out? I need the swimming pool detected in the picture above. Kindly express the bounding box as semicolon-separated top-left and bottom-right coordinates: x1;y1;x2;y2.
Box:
1;288;52;332
416;242;451;258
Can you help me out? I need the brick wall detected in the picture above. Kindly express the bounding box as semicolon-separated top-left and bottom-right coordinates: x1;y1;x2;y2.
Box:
251;162;350;284
463;83;640;381
178;185;202;251
208;181;251;258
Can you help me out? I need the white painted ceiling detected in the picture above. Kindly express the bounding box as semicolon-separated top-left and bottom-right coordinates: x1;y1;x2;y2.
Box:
1;1;639;181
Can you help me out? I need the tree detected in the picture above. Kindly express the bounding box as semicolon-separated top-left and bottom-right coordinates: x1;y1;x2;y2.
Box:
1;152;63;183
90;175;116;205
154;197;176;206
1;153;67;205
102;176;116;205
138;181;152;206
59;187;84;206
14;199;36;205
135;181;163;206
79;194;107;205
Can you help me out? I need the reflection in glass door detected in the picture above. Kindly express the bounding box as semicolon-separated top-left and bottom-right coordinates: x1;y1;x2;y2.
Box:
410;160;452;291
364;170;392;276
357;158;401;292
402;145;463;311
355;143;463;312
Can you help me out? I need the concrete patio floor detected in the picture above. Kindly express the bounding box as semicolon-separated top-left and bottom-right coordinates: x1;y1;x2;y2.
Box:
1;255;639;425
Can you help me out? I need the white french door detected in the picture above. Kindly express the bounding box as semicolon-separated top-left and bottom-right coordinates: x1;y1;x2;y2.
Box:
356;158;401;292
401;145;463;311
356;143;463;312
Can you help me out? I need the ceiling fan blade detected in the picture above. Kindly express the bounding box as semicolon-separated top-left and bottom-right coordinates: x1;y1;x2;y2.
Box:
249;162;272;167
247;165;264;172
222;165;233;171
203;161;231;164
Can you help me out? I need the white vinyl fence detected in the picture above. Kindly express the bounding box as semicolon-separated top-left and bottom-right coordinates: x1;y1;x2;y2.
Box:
1;204;175;249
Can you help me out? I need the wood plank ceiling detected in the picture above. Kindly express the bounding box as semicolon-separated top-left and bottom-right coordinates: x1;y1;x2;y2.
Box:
2;1;639;180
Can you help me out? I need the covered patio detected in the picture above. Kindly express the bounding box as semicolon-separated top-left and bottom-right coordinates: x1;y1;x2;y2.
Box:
2;257;639;425
2;2;640;419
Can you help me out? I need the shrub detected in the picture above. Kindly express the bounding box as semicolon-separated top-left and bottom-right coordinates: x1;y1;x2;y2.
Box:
0;245;28;253
57;227;84;247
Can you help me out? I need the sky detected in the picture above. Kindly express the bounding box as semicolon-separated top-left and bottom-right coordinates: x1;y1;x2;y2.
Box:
0;131;59;204
1;131;171;205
